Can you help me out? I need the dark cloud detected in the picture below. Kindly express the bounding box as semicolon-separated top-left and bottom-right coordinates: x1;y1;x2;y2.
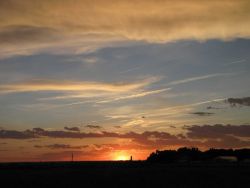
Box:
184;127;250;148
206;106;223;110
186;124;250;139
1;125;250;149
85;125;102;129
227;97;250;107
0;129;36;139
34;144;88;150
33;127;45;133
202;135;250;148
190;112;214;116
0;25;59;44
113;126;121;129
0;128;120;139
93;143;149;151
0;127;178;142
177;134;186;139
33;145;42;148
133;124;250;149
169;125;176;128
64;126;80;132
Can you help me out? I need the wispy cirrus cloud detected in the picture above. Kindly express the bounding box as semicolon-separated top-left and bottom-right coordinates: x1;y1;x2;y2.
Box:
225;59;247;66
167;73;234;86
140;98;225;119
0;78;157;94
100;97;226;130
97;88;171;103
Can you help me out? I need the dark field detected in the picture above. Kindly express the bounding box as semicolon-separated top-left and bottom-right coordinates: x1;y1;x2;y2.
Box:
0;161;250;188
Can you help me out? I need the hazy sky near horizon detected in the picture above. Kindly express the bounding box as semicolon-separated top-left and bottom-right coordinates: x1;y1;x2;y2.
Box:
0;0;250;161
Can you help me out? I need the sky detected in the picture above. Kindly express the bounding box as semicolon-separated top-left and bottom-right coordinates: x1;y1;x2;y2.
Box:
0;0;250;162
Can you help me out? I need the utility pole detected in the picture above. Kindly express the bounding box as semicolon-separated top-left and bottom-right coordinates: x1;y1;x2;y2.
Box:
71;152;74;162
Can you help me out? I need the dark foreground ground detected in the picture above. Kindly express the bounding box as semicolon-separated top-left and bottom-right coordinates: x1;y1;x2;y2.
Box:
0;161;250;188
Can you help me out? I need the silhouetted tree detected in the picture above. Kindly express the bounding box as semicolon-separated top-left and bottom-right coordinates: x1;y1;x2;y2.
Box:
147;147;250;163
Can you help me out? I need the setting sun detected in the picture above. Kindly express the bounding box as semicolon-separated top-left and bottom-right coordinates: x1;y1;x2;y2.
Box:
113;151;130;161
115;155;128;161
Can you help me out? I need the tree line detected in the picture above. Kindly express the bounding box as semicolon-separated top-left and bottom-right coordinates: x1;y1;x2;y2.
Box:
147;147;250;163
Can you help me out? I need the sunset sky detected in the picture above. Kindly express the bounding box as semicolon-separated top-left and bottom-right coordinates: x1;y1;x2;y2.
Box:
0;0;250;162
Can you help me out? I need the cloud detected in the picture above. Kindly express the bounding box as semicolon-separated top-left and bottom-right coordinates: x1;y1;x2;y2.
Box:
34;144;88;150
40;92;109;101
36;78;163;107
0;78;154;94
1;0;250;57
0;32;124;59
85;125;102;129
226;97;250;107
167;73;232;86
97;88;170;103
64;126;80;132
191;112;215;116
